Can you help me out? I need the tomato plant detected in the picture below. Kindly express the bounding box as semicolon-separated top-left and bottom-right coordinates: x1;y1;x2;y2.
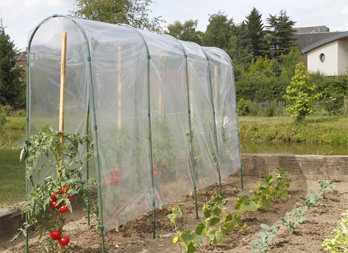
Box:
12;126;96;252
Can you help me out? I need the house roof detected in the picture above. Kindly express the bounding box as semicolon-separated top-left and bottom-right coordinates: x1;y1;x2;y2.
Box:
293;31;345;51
301;31;348;54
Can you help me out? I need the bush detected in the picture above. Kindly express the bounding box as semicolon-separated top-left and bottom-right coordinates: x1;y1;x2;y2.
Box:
237;98;251;116
0;114;6;129
246;101;287;117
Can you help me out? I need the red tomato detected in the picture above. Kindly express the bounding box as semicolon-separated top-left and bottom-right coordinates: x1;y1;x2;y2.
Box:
153;171;159;176
184;174;190;180
111;167;122;176
51;194;57;202
59;236;70;246
153;164;158;171
107;178;114;185
65;185;70;192
60;205;69;213
60;188;65;194
66;196;72;202
49;230;61;240
50;201;58;208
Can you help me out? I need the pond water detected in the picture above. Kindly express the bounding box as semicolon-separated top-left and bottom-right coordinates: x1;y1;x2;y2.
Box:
0;129;346;155
241;140;348;155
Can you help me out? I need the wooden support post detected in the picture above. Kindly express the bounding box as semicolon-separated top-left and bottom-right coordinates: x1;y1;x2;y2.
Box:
159;56;163;120
214;65;218;109
118;46;122;131
189;62;193;119
58;31;67;253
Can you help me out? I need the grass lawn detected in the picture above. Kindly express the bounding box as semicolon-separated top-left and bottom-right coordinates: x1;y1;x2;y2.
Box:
239;115;348;144
0;149;25;207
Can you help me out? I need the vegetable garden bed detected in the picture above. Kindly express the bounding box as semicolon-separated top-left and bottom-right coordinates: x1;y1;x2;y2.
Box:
3;171;347;252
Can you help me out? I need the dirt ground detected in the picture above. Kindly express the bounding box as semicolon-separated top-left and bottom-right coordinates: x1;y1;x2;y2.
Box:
2;171;347;253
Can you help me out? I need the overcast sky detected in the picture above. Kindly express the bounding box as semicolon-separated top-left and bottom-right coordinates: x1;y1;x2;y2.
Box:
1;0;348;50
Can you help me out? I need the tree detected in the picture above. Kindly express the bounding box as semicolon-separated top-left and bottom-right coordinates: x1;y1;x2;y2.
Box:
245;7;267;58
71;0;163;31
0;23;24;108
203;11;235;49
283;63;321;121
266;10;296;58
166;20;203;44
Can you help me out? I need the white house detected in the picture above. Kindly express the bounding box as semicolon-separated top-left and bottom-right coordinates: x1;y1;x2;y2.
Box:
302;32;348;76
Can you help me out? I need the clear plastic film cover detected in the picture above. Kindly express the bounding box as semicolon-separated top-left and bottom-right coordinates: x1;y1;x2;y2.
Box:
28;16;241;232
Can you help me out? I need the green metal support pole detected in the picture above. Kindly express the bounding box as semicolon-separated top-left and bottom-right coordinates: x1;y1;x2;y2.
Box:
178;44;199;219
120;24;156;239
87;56;105;253
86;106;90;225
202;51;223;196
25;60;30;253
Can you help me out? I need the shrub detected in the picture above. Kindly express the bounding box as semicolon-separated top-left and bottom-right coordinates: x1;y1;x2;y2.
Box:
0;113;6;129
237;98;251;116
284;63;321;121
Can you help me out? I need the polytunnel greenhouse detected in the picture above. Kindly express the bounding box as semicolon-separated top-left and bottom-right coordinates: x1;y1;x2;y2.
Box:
26;15;242;246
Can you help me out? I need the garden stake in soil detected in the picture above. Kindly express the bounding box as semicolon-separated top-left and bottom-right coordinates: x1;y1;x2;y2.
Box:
203;52;223;196
58;31;67;253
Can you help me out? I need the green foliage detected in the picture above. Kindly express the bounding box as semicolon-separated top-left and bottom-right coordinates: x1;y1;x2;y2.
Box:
166;20;203;44
71;0;163;31
168;194;241;252
0;24;25;109
235;166;292;213
238;115;348;145
168;206;203;253
245;7;267;58
237;98;251;116
196;193;241;245
284;62;321;121
0;113;6;129
12;126;95;251
322;210;348;253
265;10;296;58
251;224;280;253
280;206;308;233
203;11;235;49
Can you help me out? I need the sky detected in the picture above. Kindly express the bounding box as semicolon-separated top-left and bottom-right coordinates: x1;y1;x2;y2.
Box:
0;0;348;51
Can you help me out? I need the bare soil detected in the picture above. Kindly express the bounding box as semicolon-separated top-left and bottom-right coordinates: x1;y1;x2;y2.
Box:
2;172;347;253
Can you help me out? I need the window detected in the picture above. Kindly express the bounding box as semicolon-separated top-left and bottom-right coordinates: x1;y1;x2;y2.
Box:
319;53;325;62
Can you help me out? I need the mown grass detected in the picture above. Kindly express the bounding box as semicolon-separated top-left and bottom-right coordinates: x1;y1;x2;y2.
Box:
0;116;26;149
239;115;348;144
0;149;25;207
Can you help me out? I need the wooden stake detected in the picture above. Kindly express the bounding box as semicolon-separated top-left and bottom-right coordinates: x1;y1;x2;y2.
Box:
58;31;67;253
118;46;122;131
159;56;163;120
214;65;218;109
189;62;194;119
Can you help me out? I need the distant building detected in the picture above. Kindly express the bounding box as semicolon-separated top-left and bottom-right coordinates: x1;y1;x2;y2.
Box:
294;26;348;76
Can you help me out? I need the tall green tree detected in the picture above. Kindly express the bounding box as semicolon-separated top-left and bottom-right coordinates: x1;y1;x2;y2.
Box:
203;11;235;49
166;20;203;44
71;0;163;31
266;10;296;58
0;23;24;108
245;7;267;58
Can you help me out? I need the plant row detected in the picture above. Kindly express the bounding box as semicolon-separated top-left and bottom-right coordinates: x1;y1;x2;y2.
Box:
167;166;292;253
251;179;334;253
